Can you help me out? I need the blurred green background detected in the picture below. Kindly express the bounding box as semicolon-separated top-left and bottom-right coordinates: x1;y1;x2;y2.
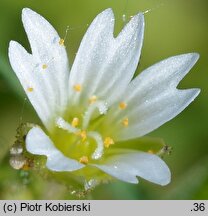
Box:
0;0;208;199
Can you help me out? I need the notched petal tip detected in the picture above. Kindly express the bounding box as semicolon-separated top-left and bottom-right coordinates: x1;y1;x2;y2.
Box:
193;52;200;59
179;52;200;71
94;8;115;26
22;7;36;18
101;8;113;15
22;8;49;34
8;40;16;56
8;40;26;55
191;88;201;98
119;12;144;36
188;52;200;60
195;88;201;96
181;52;200;66
180;88;201;105
133;12;145;23
131;13;145;33
95;8;114;20
22;8;35;22
22;7;31;13
9;40;16;47
8;40;19;50
8;40;30;70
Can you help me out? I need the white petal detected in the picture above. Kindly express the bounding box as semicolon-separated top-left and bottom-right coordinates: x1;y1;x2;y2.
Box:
9;8;70;130
113;53;200;141
93;151;170;185
69;9;144;106
9;41;51;125
26;127;84;171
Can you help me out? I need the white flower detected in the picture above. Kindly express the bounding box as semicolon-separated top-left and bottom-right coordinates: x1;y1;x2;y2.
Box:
8;8;200;187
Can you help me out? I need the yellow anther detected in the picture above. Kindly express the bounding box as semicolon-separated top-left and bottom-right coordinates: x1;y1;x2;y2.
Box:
73;84;82;92
89;95;97;104
122;117;129;127
76;130;87;142
27;87;34;92
79;156;89;164
42;64;48;69
104;137;115;148
59;38;65;46
119;102;127;109
71;117;79;127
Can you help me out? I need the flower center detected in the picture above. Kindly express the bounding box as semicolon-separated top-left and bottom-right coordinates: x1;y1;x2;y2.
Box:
54;100;112;162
